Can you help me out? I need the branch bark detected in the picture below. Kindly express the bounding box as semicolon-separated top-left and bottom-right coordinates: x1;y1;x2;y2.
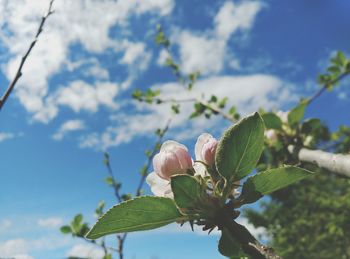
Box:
0;0;55;110
288;145;350;178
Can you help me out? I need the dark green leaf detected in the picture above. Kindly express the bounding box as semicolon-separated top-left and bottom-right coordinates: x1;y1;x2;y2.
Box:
215;112;265;181
86;196;184;239
60;225;72;234
301;119;322;134
239;166;313;204
219;229;246;258
288;103;306;126
262;113;283;130
171;175;202;209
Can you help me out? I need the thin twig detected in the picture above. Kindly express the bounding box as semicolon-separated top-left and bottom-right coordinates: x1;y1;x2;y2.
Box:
135;119;171;197
0;0;55;110
306;71;350;105
104;119;171;259
104;153;122;203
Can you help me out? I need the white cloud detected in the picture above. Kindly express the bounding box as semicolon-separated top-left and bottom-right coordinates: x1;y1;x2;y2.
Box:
0;239;31;259
157;49;171;66
0;0;174;122
118;40;152;89
214;1;262;40
37;217;63;228
67;244;104;259
0;132;15;142
52;119;85;141
0;236;70;258
56;80;119;113
79;74;296;150
172;0;262;75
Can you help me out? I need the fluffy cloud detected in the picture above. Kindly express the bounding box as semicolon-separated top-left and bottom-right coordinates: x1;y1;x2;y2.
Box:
52;119;85;141
67;244;104;259
214;1;262;40
37;217;63;228
79;74;296;150
56;81;119;113
0;236;70;258
0;0;174;122
171;0;262;75
0;239;31;259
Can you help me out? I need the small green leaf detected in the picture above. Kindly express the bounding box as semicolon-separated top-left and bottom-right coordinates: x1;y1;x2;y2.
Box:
104;177;114;186
239;166;313;204
219;229;246;258
86;196;184;239
60;225;72;234
288;103;306;126
171;175;202;209
215;112;265;181
261;113;283;130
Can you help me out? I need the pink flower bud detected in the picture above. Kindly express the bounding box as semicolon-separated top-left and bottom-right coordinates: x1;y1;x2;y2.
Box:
195;133;218;166
152;140;193;180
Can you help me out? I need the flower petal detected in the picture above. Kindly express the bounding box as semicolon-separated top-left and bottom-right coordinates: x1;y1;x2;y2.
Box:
146;172;173;198
195;133;214;161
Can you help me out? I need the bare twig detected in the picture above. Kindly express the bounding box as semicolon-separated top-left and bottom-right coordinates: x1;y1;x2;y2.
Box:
0;0;55;110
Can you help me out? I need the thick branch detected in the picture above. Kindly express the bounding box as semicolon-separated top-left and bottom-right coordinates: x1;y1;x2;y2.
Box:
288;145;350;178
0;0;55;110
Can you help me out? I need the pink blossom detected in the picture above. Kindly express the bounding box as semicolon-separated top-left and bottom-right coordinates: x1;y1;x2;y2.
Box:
195;133;218;166
152;140;192;180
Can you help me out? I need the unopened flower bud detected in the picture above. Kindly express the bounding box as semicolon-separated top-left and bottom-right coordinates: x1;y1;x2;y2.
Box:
152;140;192;180
195;133;218;166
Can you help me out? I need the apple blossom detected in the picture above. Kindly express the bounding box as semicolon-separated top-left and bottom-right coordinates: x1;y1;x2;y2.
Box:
195;133;218;165
153;140;193;180
146;140;193;197
146;172;174;198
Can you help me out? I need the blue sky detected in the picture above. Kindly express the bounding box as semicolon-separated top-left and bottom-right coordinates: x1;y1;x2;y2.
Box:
0;0;349;258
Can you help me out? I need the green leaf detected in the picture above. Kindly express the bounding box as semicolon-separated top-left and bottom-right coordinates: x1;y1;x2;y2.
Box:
301;118;322;134
215;112;265;181
71;214;83;233
219;229;246;258
86;196;184;239
60;225;72;234
261;113;283;130
104;177;114;186
171;175;202;209
239;166;313;204
288;103;306;126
